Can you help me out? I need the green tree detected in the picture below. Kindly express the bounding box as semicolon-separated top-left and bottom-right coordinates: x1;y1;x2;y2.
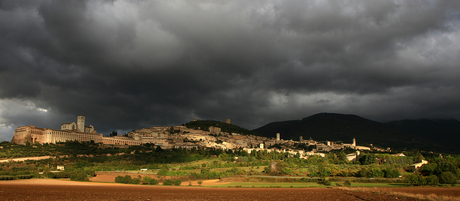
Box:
70;174;78;181
149;178;159;185
435;161;460;178
338;152;348;164
405;173;426;186
439;172;457;185
414;152;425;163
76;171;89;181
157;168;169;176
383;168;400;178
47;172;55;178
358;153;376;165
121;175;132;184
425;175;439;186
142;176;152;184
115;175;123;183
419;163;437;176
317;163;330;177
359;166;384;178
130;178;140;184
163;179;174;185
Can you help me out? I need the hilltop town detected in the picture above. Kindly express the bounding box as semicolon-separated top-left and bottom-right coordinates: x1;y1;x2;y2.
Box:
6;115;460;189
12;116;387;161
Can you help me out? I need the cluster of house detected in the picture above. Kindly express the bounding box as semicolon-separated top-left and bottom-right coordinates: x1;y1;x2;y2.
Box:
12;116;395;162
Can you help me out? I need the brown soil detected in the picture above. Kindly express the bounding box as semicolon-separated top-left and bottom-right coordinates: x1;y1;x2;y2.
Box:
90;172;155;183
379;187;460;197
0;179;426;201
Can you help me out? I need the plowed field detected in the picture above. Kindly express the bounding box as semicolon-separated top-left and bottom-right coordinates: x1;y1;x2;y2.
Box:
0;179;430;201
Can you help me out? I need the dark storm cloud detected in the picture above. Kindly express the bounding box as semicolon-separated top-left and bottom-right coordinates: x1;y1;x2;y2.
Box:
1;0;460;141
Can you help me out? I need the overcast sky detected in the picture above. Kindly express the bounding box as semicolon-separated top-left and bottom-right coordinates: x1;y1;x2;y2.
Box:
1;0;460;141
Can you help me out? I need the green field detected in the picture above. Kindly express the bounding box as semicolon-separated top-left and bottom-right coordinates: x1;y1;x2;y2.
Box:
203;181;407;188
0;141;459;187
206;182;324;188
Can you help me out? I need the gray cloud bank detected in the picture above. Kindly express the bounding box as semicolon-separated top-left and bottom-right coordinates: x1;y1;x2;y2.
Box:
1;0;460;141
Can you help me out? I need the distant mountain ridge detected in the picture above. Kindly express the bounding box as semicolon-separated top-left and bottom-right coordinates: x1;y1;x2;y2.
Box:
185;120;258;136
253;113;459;153
387;118;460;153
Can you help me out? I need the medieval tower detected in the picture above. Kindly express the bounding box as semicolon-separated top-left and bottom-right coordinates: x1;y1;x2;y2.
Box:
77;116;85;132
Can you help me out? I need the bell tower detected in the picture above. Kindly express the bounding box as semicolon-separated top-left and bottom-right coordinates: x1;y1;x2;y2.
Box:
77;116;85;132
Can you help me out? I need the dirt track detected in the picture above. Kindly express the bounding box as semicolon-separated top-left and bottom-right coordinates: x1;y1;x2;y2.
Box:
0;179;427;201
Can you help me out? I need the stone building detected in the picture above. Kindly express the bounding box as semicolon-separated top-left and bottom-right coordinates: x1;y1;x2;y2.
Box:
209;126;221;134
12;116;176;147
12;116;102;145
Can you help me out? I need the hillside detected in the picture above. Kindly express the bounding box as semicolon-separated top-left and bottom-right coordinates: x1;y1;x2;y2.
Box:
185;120;258;136
253;113;442;151
387;119;460;153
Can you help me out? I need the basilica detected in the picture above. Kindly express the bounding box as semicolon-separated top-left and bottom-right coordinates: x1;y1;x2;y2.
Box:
12;116;143;146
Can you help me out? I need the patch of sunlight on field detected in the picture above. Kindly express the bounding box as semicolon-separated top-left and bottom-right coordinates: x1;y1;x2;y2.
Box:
205;182;407;188
206;182;325;188
170;158;226;169
210;166;265;173
349;183;406;187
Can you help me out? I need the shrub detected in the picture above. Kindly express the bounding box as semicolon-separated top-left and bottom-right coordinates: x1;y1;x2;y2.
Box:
157;168;169;176
318;178;331;186
47;172;55;178
121;175;132;184
405;173;426;186
174;179;182;186
66;170;90;182
149;178;159;185
425;175;439;186
70;174;77;181
198;180;203;186
435;161;460;178
384;168;400;178
142;176;152;184
359;167;384;178
440;172;457;185
85;170;96;177
15;175;32;179
338;170;349;177
115;175;123;183
163;179;174;186
317;163;330;177
0;176;15;180
344;180;351;186
76;172;89;182
130;178;140;184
